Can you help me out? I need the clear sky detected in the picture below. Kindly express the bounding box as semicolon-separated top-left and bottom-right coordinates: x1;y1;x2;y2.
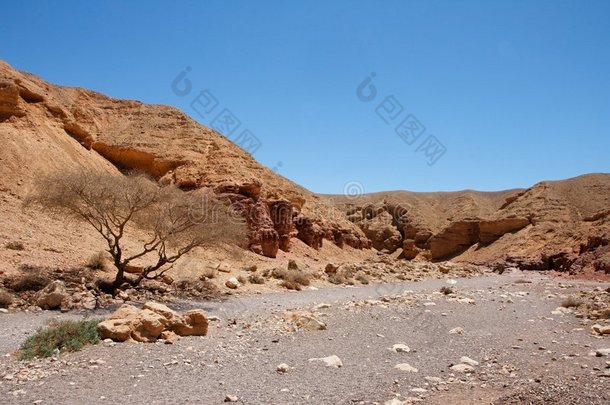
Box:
2;1;609;193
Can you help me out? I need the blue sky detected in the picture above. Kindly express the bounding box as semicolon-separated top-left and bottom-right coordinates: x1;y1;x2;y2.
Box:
2;0;609;193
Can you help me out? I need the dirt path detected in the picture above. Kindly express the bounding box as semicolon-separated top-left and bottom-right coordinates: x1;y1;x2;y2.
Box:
1;272;609;404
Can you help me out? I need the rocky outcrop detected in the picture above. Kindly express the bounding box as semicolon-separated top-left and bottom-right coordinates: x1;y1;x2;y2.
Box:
341;197;532;261
269;199;295;252
429;220;480;260
360;211;402;253
0;81;26;120
430;218;530;260
294;215;324;249
96;302;209;343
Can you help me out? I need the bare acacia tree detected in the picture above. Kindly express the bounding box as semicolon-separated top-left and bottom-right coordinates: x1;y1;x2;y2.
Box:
28;170;246;289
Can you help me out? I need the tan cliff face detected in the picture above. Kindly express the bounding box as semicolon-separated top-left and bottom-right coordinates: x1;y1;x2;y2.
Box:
0;60;369;263
328;174;610;276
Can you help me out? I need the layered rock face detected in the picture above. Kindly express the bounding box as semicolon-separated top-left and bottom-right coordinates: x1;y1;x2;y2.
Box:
429;218;530;260
340;200;530;261
331;175;610;276
0;60;368;258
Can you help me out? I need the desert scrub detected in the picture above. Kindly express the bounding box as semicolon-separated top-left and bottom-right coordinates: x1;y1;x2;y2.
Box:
200;267;218;280
5;265;51;292
440;286;454;295
355;273;370;285
86;251;109;270
5;241;25;251
248;273;265;284
272;268;311;288
19;319;102;360
0;289;13;308
561;296;582;308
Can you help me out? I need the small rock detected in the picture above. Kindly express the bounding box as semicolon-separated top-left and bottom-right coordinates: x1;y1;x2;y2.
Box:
595;348;610;357
225;278;239;289
384;399;403;405
457;298;475;305
449;327;464;335
390;344;411;353
424;376;443;383
450;364;475;373
325;263;338;274
459;356;479;367
592;324;610;335
0;308;8;314
276;363;290;373
308;355;343;368
224;394;238;402
395;363;418;373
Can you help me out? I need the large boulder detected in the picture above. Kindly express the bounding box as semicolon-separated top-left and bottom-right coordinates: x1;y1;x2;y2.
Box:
97;302;209;342
170;309;209;336
35;280;69;310
97;304;168;343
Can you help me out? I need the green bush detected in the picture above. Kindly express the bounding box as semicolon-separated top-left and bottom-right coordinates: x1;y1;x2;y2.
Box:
19;319;102;360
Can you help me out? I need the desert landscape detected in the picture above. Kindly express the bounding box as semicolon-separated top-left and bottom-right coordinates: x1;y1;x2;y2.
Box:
0;58;609;404
1;2;610;403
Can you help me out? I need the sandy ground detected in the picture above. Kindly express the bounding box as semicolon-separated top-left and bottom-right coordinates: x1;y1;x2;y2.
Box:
1;271;609;404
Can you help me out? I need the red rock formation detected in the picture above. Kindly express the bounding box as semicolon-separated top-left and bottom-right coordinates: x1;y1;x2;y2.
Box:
269;199;294;252
294;215;325;249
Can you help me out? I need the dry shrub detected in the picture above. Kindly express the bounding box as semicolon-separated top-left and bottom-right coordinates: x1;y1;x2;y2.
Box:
440;286;454;295
248;274;265;284
280;280;302;291
561;296;582;308
174;279;221;300
0;290;13;308
86;252;109;270
200;267;218;280
5;241;25;251
272;268;311;287
355;273;370;285
328;273;349;285
5;265;51;292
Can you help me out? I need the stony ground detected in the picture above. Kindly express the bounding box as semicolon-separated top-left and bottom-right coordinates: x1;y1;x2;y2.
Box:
1;271;609;404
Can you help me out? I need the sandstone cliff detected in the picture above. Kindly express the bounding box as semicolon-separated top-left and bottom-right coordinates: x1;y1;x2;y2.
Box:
0;60;368;262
